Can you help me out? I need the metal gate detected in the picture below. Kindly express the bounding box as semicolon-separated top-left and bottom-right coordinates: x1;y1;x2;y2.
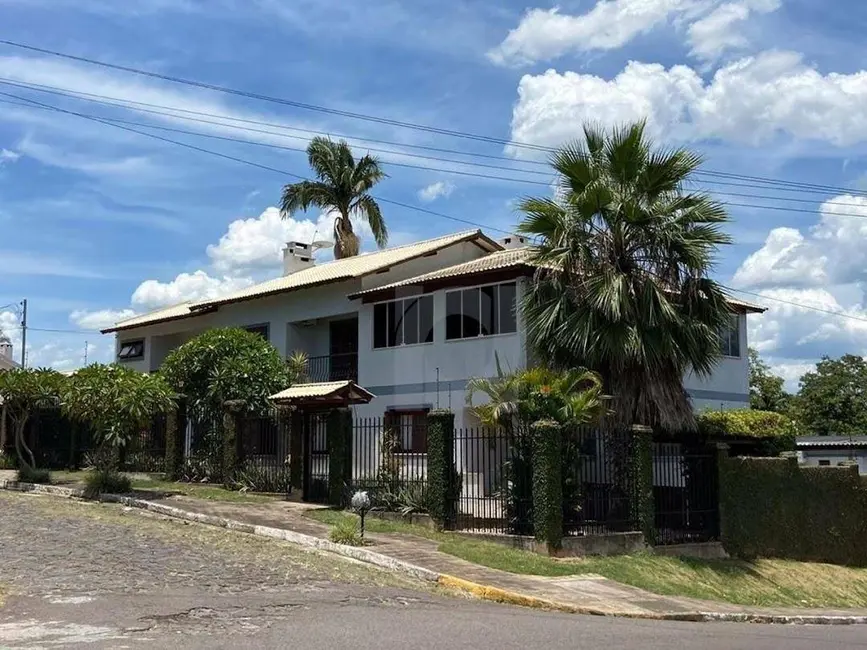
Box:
302;412;329;503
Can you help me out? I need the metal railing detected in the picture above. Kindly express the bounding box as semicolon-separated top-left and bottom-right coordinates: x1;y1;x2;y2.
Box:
305;353;358;382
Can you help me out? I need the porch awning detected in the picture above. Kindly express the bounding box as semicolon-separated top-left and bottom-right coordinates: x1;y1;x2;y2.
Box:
269;380;376;407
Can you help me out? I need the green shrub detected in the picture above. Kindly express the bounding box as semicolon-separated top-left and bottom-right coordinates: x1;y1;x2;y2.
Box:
374;482;431;515
328;517;364;546
83;470;131;499
16;466;50;484
531;419;563;548
231;460;290;494
698;409;798;454
0;452;17;470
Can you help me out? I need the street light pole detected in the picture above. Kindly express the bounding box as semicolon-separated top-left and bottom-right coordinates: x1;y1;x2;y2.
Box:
19;298;27;368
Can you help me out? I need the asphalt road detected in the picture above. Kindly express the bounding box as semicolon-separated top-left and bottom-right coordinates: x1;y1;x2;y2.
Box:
1;492;865;649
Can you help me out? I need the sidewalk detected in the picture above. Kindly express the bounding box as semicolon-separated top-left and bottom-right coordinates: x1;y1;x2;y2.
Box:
138;493;867;623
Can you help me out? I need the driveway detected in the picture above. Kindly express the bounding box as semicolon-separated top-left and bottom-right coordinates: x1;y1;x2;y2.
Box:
0;492;865;649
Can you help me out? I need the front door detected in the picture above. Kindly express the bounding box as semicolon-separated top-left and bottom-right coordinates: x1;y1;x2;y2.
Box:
328;318;358;381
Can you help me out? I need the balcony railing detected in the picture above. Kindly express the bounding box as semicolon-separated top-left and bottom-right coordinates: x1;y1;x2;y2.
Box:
305;353;358;383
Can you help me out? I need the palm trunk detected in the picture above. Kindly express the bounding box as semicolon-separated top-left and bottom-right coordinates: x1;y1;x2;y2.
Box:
14;415;35;471
333;212;359;259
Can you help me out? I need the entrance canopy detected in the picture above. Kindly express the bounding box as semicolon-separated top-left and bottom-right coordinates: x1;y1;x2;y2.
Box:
269;380;376;408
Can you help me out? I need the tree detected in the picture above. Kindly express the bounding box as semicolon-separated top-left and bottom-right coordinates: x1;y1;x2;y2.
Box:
517;121;732;432
63;364;175;461
0;368;65;471
280;137;388;259
748;348;790;412
161;328;296;424
794;354;867;437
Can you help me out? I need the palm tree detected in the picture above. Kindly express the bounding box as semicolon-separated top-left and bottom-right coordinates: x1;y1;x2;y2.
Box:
280;137;388;259
518;121;732;432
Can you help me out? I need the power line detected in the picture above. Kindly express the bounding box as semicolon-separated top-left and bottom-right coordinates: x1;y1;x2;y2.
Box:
4;75;867;203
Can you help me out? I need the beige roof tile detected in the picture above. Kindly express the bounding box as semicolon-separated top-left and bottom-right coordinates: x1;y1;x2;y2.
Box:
102;302;199;334
270;380;376;404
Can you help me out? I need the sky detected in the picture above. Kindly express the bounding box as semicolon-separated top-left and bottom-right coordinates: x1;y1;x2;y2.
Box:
2;0;867;390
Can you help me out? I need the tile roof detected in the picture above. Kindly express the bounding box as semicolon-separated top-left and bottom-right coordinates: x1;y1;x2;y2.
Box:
348;247;534;298
102;230;499;333
269;380;376;404
796;436;867;449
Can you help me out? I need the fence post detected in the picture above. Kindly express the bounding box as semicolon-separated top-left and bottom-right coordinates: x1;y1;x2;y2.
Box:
222;401;245;488
326;408;352;506
289;410;304;492
427;409;456;530
164;398;187;481
532;419;563;550
629;424;654;546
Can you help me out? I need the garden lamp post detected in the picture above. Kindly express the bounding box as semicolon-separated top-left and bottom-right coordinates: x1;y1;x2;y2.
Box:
351;490;371;538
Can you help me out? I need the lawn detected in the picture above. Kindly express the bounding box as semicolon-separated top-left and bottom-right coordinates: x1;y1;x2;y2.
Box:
48;470;281;504
306;509;867;609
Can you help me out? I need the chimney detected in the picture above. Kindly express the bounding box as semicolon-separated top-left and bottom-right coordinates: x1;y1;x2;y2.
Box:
500;234;528;250
0;332;12;361
283;241;316;276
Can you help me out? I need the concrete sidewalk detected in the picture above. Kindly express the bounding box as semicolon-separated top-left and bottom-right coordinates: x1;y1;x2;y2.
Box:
136;493;867;624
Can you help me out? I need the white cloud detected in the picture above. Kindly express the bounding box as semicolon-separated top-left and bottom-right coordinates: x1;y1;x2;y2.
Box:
508;51;867;153
0;148;20;164
732;227;828;288
0;251;108;279
417;181;455;202
16;136;157;178
488;2;700;67
767;358;817;393
686;0;780;61
69;309;137;331
131;271;254;310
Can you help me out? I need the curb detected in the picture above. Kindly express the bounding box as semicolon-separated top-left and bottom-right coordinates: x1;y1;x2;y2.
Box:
4;481;867;625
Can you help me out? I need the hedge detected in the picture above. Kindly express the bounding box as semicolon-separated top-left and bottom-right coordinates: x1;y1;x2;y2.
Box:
327;408;352;506
698;409;797;454
164;400;186;481
720;455;867;566
221;401;244;487
531;419;563;549
426;409;457;529
629;425;655;545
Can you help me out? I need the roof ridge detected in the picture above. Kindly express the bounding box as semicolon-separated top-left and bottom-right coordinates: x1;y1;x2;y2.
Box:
115;300;192;325
308;228;481;267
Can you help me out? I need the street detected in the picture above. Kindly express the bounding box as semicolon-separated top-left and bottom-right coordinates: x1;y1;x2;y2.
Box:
0;492;864;649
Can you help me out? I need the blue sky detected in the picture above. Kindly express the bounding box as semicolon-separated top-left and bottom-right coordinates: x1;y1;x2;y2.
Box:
2;0;867;388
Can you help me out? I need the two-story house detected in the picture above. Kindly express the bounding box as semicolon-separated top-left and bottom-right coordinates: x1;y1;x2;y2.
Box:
103;229;763;433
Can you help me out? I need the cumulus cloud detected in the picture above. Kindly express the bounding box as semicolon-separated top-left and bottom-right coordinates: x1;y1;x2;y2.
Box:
488;1;698;67
508;51;867;154
130;271;254;310
0;148;20;164
417;181;455;202
70;308;137;330
686;0;781;61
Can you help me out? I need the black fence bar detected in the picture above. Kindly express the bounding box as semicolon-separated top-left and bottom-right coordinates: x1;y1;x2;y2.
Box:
305;353;358;383
652;443;720;545
235;412;291;493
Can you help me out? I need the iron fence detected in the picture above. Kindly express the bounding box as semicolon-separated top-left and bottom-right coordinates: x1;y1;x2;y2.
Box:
652;443;719;545
235;413;291;493
306;353;358;382
119;413;166;473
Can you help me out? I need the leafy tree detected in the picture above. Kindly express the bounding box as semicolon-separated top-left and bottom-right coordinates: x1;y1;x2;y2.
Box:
748;348;790;412
517;121;732;431
0;368;65;471
161;328;296;424
63;364;175;458
794;354;867;437
280;137;388;259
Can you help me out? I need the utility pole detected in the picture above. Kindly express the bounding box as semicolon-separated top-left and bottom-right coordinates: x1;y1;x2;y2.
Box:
84;341;88;366
19;298;27;368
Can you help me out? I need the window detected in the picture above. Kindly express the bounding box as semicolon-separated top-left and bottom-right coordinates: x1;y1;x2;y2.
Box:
720;315;741;357
384;409;428;453
244;324;270;341
818;460;831;467
373;296;434;349
445;282;517;340
117;339;144;361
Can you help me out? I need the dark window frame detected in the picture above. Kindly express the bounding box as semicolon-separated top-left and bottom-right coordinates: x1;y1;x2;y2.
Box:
445;281;518;341
244;323;270;341
720;315;741;358
373;295;434;349
117;339;145;361
384;408;429;454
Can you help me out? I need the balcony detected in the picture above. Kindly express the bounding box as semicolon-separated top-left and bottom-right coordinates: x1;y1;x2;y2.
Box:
304;353;358;383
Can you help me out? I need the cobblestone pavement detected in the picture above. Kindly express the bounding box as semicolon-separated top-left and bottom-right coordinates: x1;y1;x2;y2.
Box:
2;492;867;650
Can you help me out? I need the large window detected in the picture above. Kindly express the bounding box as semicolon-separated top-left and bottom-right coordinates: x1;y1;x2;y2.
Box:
720;315;741;357
244;323;270;341
446;282;517;340
373;296;434;349
384;409;428;453
117;339;144;361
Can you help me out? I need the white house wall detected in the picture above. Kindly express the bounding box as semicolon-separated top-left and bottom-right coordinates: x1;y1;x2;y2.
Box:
798;449;867;474
684;313;750;410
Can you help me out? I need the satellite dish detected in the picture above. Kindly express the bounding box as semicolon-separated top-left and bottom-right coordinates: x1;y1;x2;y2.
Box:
311;240;334;252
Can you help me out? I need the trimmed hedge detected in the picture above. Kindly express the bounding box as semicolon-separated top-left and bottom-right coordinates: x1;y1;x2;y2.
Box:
327;408;352;506
698;409;797;455
531;419;563;549
720;456;867;566
164;400;186;481
426;409;457;529
629;426;655;545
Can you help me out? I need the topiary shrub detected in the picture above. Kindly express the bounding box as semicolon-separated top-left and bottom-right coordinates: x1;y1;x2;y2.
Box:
698;409;798;454
16;466;50;484
531;419;563;548
83;470;131;499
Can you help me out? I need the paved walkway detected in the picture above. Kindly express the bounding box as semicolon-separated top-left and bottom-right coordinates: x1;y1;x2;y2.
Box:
144;494;867;620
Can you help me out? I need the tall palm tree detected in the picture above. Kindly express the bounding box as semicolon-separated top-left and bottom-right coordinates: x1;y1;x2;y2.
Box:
518;121;733;432
280;137;388;259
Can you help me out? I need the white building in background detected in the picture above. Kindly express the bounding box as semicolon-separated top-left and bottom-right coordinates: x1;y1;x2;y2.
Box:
0;330;18;371
103;229;764;430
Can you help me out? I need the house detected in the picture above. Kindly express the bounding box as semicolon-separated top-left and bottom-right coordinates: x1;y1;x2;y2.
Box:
102;229;764;432
796;436;867;475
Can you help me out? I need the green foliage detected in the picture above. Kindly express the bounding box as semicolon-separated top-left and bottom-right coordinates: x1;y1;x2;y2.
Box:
426;410;458;529
16;466;50;484
517;121;733;431
231;460;290;494
531;419;563;548
794;354;867;437
720;456;867;566
629;428;655;544
0;452;16;469
83;469;131;499
179;453;221;484
164;403;185;481
748;348;790;412
63;364;174;462
160;328;293;425
377;425;402;488
697;409;798;455
374;482;432;515
280;136;388;259
327;409;352;506
221;407;240;487
328;517;365;546
0;367;65;470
